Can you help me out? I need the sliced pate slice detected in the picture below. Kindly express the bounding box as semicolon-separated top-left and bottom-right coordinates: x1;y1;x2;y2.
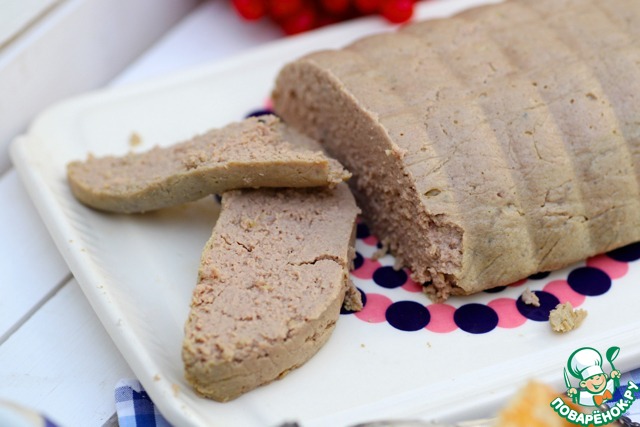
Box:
67;115;350;213
182;184;361;401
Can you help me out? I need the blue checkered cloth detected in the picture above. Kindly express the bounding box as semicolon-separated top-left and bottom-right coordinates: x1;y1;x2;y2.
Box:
115;372;640;426
115;379;171;427
608;370;640;420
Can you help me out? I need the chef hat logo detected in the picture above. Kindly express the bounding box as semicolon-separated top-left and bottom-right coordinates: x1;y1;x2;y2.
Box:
567;347;605;381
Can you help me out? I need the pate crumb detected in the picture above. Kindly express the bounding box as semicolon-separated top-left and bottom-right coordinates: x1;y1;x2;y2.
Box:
129;132;142;147
172;383;180;396
371;242;389;260
549;302;587;333
343;281;364;311
522;287;540;307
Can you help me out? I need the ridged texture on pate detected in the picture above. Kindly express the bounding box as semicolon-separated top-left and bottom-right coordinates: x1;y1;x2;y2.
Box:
67;115;350;213
272;0;640;300
182;184;361;401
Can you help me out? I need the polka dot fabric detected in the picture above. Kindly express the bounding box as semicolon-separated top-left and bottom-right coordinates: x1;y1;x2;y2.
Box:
342;219;640;334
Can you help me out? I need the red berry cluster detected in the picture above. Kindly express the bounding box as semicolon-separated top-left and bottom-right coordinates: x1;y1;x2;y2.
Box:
232;0;417;35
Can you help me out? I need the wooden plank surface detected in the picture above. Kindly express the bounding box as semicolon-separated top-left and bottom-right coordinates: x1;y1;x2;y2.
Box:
0;169;69;342
0;0;199;175
0;0;59;49
0;278;134;426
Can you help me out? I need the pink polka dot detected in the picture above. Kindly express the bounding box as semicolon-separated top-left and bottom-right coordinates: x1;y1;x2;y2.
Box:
362;235;379;246
350;257;381;280
425;304;457;333
355;293;392;323
401;275;423;293
264;98;273;109
509;279;527;288
488;298;527;328
544;280;586;307
587;255;629;279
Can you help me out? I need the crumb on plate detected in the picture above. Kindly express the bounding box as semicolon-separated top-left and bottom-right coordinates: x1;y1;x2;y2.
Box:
129;132;142;147
549;302;587;333
522;287;540;307
371;242;389;260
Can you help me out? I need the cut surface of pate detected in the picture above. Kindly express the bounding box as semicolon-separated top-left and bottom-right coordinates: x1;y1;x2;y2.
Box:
182;184;361;401
67;115;350;213
273;0;640;300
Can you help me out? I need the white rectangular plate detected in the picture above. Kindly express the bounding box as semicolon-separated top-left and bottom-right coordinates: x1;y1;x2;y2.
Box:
11;0;640;425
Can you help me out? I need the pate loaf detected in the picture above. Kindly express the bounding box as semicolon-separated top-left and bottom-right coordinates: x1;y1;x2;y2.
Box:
273;0;640;300
67;115;349;213
182;184;361;401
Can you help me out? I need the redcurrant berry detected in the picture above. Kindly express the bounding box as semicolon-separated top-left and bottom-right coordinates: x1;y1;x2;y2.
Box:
269;0;303;20
380;0;413;23
232;0;266;20
281;7;317;34
354;0;381;14
321;0;351;15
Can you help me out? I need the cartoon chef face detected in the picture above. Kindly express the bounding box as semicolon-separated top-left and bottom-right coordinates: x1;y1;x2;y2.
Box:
568;347;608;395
581;373;609;394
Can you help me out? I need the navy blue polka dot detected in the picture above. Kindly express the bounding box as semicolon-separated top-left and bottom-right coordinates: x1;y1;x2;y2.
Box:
607;242;640;262
376;241;384;249
356;222;371;239
516;290;559;321
454;304;498;334
484;286;507;294
341;288;366;315
373;266;407;289
568;267;611;296
385;301;430;331
353;252;364;270
245;109;275;119
529;271;551;280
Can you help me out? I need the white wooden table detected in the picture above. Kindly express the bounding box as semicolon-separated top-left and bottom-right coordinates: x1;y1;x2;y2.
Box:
0;2;281;425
